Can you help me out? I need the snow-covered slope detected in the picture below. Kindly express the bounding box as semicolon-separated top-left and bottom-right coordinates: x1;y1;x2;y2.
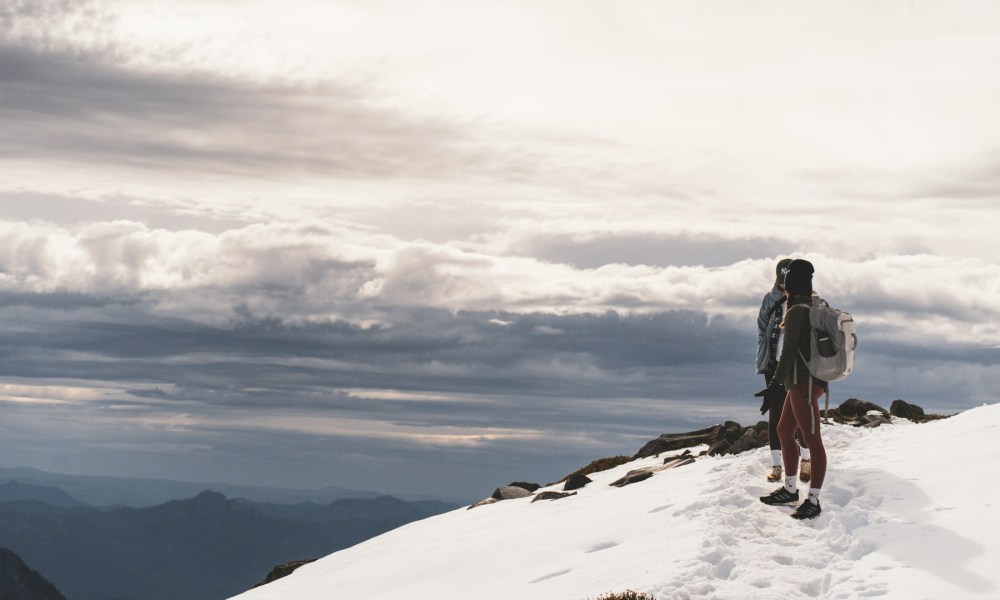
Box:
232;404;1000;600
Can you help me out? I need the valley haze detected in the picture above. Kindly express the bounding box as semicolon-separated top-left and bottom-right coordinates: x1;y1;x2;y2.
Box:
2;1;1000;501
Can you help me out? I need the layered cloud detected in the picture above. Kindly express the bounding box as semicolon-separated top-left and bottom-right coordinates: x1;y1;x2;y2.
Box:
3;219;999;341
3;0;1000;498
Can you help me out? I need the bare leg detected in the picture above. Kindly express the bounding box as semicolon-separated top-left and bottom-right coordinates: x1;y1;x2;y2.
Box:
785;382;827;488
776;390;800;477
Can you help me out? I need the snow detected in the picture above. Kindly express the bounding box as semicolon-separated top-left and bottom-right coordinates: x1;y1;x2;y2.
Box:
232;404;1000;599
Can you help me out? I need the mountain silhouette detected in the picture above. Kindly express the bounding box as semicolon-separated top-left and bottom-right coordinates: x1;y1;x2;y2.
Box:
0;548;66;600
0;489;456;600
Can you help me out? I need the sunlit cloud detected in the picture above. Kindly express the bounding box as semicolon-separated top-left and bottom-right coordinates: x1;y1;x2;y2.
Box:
2;0;1000;498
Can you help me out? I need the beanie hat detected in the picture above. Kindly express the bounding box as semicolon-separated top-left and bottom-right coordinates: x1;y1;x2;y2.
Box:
783;259;814;296
775;258;793;285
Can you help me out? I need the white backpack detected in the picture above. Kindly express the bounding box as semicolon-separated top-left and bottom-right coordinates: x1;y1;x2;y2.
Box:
792;297;858;429
800;298;857;382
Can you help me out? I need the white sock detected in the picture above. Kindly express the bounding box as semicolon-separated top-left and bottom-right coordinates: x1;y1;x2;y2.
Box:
784;476;797;493
801;447;811;461
771;450;782;467
809;488;821;503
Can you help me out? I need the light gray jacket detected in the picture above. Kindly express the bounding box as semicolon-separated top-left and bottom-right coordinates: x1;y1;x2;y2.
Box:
755;285;785;375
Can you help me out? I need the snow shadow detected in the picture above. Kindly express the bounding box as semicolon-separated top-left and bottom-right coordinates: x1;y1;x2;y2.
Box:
827;467;993;595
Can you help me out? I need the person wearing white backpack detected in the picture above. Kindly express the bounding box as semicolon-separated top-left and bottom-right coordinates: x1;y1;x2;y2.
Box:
755;258;811;485
758;259;827;520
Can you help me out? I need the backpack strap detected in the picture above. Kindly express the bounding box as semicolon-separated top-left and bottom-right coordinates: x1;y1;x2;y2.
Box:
807;374;815;435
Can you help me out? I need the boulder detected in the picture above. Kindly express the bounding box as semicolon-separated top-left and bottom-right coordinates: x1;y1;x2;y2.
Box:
862;415;893;428
563;473;592;491
610;465;669;487
706;439;730;456
491;485;534;501
467;497;498;510
633;425;723;459
720;421;744;443
531;491;577;502
507;481;541;493
253;559;318;588
830;399;889;424
662;456;696;469
468;483;537;509
725;431;767;455
634;421;753;459
661;449;693;463
890;399;924;420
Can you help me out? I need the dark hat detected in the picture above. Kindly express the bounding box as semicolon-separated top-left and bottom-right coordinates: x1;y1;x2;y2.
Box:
775;258;793;285
783;259;814;296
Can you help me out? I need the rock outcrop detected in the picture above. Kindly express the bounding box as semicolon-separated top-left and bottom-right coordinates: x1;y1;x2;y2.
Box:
253;559;318;588
468;482;540;509
472;398;948;502
827;398;946;427
563;473;592;491
633;425;723;459
890;399;947;422
531;491;577;502
610;451;696;487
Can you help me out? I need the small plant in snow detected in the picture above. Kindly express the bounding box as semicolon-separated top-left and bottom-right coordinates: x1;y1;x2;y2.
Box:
590;591;655;600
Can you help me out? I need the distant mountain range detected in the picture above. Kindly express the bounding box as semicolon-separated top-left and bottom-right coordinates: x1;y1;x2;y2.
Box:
0;466;406;508
0;476;458;600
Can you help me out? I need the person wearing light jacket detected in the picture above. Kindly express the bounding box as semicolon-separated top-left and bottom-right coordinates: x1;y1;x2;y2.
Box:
758;259;827;520
755;258;810;484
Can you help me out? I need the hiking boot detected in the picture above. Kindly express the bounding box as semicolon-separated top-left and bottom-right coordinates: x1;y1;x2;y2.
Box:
759;487;799;505
791;498;822;520
766;466;782;482
799;459;811;483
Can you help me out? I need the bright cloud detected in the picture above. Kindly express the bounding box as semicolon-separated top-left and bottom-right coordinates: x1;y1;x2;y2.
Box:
2;0;1000;498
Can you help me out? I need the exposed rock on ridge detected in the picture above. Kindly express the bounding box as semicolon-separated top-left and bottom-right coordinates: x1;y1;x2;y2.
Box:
469;399;947;501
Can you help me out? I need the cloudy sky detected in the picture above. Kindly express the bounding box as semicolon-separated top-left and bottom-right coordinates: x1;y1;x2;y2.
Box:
2;0;999;501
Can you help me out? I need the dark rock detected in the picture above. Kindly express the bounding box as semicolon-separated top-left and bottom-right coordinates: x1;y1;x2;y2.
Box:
725;432;767;455
828;398;891;425
491;485;534;501
661;449;693;464
253;559;318;588
507;481;541;493
0;548;66;600
890;399;925;420
836;398;889;420
721;421;744;443
552;456;633;487
467;497;498;510
636;421;766;460
708;426;765;456
862;415;893;428
706;439;730;456
662;456;696;469
531;491;577;502
610;466;667;487
633;424;723;459
470;484;536;509
563;473;592;491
